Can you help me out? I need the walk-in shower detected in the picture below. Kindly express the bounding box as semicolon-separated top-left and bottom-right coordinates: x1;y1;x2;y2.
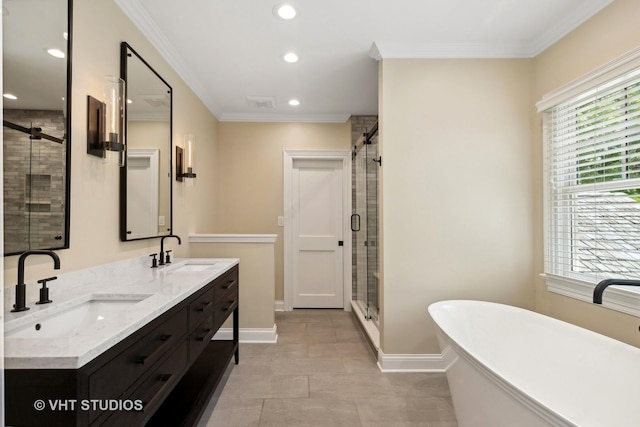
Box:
352;121;380;326
3;115;68;255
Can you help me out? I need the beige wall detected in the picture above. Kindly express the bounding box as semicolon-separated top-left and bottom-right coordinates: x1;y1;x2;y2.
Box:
190;242;276;330
214;122;351;301
379;59;535;354
532;0;640;347
4;0;219;285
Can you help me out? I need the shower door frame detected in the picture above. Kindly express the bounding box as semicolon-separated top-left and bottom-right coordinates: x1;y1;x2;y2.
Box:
352;122;380;324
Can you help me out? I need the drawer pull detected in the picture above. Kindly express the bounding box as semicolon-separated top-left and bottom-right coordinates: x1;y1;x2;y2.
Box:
143;373;175;412
196;301;213;312
136;334;173;364
222;300;236;311
197;328;214;342
223;280;236;289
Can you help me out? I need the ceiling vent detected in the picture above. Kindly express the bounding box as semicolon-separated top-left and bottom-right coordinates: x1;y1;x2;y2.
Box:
246;96;277;109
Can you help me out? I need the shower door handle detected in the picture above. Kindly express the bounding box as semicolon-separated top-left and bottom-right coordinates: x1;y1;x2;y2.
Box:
351;214;360;232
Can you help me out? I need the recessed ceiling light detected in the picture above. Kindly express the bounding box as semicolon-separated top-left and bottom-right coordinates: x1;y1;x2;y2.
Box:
283;52;299;63
274;3;296;20
3;93;17;100
46;48;65;59
288;99;300;106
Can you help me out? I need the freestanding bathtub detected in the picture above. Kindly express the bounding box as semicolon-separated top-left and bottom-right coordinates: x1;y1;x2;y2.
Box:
428;300;640;427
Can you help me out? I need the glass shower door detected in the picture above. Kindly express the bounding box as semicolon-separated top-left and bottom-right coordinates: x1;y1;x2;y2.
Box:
354;141;368;317
365;131;379;323
352;125;379;323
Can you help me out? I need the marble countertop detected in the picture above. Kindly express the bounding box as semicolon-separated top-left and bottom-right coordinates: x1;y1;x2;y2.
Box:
4;257;239;370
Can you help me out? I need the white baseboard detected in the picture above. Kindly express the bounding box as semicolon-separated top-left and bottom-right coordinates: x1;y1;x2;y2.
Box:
275;300;285;312
212;324;278;343
377;345;455;372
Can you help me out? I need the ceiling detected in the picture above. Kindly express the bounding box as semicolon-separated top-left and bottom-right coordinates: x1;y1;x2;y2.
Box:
116;0;614;123
3;0;67;111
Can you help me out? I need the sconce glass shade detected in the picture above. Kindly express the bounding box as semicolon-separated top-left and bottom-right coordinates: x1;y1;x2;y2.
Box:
183;134;197;179
103;76;126;166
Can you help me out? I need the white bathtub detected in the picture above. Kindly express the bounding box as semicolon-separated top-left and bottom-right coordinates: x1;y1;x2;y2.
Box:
428;300;640;427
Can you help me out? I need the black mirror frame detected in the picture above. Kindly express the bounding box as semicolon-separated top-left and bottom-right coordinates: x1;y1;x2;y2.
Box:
4;0;73;257
119;42;173;242
63;0;73;254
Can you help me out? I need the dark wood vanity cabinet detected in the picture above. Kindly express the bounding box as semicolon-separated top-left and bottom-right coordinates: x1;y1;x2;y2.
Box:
5;265;239;427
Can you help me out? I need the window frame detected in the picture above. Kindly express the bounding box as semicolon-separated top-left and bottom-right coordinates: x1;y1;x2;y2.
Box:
539;47;640;316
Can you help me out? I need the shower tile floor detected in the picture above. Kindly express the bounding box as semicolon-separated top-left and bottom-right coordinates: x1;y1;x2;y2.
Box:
198;309;458;427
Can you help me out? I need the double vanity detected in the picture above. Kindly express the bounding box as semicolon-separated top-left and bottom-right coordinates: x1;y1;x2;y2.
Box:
4;256;239;426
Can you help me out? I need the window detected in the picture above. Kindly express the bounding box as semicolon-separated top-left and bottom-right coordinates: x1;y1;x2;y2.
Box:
544;67;640;284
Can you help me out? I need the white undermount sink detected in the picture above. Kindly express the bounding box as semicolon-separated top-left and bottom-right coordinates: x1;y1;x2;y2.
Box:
168;262;218;273
5;294;151;339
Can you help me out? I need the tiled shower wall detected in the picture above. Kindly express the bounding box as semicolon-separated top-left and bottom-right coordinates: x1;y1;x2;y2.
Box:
351;115;378;300
3;109;67;254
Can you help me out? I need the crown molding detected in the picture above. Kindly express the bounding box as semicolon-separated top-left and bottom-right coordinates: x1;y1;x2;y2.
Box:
526;0;614;56
218;113;351;123
368;42;382;61
371;0;615;60
114;0;222;118
371;41;530;59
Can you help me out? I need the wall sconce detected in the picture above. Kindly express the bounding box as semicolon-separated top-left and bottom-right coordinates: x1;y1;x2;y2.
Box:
87;76;126;166
176;134;197;183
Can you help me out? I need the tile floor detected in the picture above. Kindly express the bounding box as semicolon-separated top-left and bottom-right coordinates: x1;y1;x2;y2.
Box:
198;309;458;427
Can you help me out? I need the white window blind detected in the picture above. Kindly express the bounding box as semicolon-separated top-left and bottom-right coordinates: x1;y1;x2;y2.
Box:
545;67;640;282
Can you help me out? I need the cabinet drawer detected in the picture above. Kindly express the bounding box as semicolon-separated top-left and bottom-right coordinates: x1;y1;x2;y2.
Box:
101;340;188;427
188;314;215;361
214;293;238;331
88;307;187;422
188;287;215;330
214;268;238;300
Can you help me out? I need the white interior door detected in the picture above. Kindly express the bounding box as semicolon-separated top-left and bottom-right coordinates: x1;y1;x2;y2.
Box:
126;149;159;239
292;158;344;308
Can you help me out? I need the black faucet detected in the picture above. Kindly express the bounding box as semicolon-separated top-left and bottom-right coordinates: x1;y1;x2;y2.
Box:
159;234;181;266
12;250;61;312
593;278;640;304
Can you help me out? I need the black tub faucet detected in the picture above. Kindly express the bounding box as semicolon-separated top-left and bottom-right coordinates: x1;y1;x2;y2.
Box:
159;234;181;265
593;278;640;304
12;250;61;312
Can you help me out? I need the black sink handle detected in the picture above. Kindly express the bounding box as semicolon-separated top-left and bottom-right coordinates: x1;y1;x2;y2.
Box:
593;279;640;304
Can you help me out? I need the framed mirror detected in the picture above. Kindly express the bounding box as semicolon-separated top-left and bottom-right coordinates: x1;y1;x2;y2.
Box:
120;42;173;241
2;0;72;256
